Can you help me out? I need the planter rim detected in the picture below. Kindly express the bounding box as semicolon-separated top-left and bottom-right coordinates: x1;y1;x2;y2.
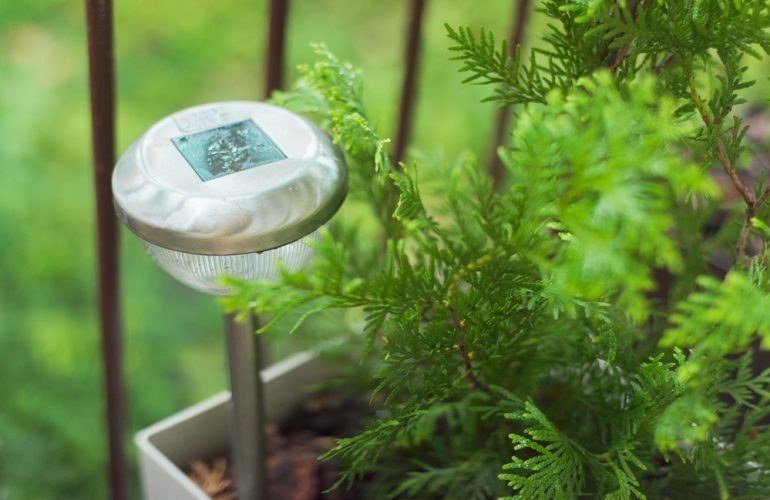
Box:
135;350;321;499
136;392;230;498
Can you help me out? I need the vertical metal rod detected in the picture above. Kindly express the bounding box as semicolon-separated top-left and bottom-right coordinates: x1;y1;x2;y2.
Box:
486;0;532;188
393;0;428;167
224;313;267;500
84;1;127;499
264;0;290;98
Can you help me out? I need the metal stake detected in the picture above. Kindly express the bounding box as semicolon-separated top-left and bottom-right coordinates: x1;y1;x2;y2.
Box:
224;312;267;500
85;0;128;497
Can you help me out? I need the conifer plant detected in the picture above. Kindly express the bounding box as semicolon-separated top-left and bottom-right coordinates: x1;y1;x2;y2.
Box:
225;1;770;497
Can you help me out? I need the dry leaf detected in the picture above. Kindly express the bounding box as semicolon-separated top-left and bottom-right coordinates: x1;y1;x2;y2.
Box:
187;458;237;500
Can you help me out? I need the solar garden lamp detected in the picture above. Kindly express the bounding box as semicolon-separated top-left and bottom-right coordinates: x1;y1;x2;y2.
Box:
112;102;347;500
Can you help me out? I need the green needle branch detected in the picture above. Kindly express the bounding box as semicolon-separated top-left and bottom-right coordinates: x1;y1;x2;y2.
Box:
228;2;770;497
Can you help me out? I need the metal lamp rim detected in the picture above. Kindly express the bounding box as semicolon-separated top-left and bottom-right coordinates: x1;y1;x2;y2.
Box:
112;101;348;255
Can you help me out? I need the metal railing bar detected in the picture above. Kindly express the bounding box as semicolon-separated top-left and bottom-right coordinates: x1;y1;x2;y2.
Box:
84;0;127;498
487;0;532;188
393;0;428;167
265;0;290;98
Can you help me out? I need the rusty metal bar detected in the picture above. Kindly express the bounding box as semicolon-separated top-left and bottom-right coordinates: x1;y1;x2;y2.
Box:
85;0;127;499
487;0;532;188
393;0;428;167
264;0;290;98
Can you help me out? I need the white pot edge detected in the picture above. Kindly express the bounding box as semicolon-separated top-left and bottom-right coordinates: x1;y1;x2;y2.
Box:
135;350;331;500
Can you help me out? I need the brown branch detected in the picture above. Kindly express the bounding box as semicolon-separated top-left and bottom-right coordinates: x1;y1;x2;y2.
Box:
688;78;764;265
717;140;755;207
690;79;754;207
448;307;493;396
651;53;676;74
736;212;754;268
609;0;651;74
610;42;631;73
735;186;770;266
757;185;770;208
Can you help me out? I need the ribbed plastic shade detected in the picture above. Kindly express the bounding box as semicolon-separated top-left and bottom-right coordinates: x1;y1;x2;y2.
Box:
144;231;319;295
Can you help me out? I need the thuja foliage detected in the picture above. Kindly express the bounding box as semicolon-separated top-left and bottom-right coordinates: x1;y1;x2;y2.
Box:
223;1;770;498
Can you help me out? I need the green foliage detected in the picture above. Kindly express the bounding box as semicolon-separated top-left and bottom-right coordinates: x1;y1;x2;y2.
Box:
664;272;770;356
1;2;517;498
500;71;716;319
500;401;587;499
228;1;770;498
448;0;770;106
272;45;397;233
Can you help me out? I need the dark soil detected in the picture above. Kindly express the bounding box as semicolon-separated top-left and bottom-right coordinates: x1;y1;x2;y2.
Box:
187;390;371;500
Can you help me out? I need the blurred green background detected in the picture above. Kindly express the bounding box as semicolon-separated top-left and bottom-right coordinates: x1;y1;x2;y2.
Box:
0;1;516;497
2;1;769;498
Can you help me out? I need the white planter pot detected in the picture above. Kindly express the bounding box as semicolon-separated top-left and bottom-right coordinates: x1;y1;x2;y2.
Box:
135;351;332;500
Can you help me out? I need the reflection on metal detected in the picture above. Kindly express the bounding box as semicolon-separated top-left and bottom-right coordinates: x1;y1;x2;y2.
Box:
112;101;347;256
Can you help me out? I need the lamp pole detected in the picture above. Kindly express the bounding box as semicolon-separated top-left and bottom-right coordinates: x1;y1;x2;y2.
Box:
224;313;266;500
112;101;347;499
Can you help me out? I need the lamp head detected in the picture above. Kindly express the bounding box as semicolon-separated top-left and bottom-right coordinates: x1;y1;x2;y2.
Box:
112;102;347;295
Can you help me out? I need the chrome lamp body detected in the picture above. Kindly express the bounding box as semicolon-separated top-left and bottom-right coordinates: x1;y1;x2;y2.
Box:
112;102;347;499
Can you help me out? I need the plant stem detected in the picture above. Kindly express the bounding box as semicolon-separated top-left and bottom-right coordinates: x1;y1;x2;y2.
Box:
610;42;631;73
736;212;754;268
688;77;765;264
448;306;493;395
609;0;651;73
758;185;770;208
651;53;676;74
689;78;754;207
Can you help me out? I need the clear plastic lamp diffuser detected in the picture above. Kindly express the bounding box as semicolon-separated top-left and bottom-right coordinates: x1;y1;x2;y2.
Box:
144;231;319;295
112;102;347;295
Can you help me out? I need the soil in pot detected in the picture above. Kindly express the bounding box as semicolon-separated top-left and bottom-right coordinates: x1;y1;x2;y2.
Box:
187;389;372;500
